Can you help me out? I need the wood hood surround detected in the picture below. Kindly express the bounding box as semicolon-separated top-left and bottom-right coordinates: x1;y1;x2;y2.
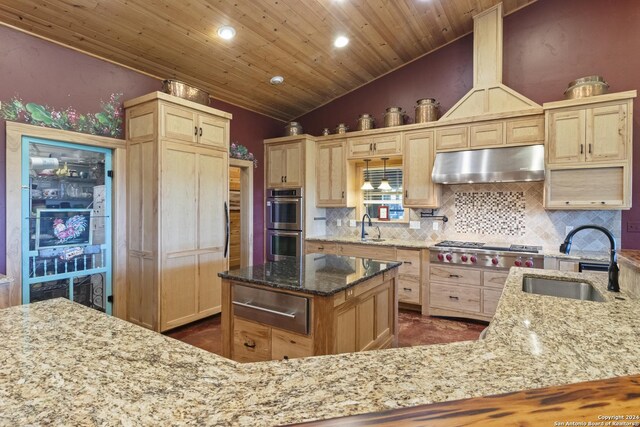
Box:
440;3;542;122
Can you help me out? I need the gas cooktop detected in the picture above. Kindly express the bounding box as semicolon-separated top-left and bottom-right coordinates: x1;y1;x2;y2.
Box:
433;240;541;254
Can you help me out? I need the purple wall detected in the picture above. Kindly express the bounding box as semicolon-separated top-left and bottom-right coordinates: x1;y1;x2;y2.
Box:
0;25;281;272
296;0;640;249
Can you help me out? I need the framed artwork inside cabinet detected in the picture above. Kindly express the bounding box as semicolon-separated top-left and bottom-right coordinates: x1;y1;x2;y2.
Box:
378;205;390;221
35;208;93;249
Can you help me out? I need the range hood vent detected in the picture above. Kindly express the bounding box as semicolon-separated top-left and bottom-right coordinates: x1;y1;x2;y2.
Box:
432;145;545;184
439;3;542;121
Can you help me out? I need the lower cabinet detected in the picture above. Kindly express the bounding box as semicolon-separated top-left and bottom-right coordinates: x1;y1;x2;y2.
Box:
428;265;507;321
305;241;426;310
222;271;399;362
232;318;313;362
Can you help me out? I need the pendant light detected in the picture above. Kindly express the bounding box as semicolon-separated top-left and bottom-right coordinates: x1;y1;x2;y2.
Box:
361;159;374;190
378;157;392;191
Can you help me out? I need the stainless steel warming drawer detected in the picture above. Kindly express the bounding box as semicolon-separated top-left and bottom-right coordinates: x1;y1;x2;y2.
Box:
232;284;309;335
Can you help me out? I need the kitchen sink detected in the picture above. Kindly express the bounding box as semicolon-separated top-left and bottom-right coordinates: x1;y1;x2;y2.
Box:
522;276;606;302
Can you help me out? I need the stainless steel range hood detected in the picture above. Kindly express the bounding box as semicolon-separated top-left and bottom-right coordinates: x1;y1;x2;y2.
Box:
432;145;545;184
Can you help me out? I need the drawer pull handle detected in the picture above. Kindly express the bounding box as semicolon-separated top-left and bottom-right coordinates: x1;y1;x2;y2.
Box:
318;246;324;250
580;144;584;154
244;341;257;349
449;274;460;278
232;301;296;318
403;261;412;264
403;287;412;291
449;295;459;300
588;143;592;154
194;126;198;135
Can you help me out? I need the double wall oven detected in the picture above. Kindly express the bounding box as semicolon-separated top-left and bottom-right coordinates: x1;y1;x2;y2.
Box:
266;188;303;261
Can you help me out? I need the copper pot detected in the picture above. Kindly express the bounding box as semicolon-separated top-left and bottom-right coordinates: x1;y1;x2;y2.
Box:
356;114;375;131
415;98;439;123
162;80;210;105
564;76;609;99
284;121;303;136
383;107;405;127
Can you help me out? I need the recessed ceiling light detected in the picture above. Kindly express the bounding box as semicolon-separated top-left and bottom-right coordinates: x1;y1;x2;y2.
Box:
270;75;284;85
217;26;236;40
334;35;349;48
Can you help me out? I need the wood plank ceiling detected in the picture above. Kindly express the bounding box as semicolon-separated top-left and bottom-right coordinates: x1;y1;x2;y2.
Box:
0;0;536;121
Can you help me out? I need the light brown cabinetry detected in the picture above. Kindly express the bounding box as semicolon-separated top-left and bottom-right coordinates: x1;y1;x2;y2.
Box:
222;270;398;362
428;265;507;321
125;91;231;332
266;142;303;188
403;130;440;208
347;134;402;159
161;104;228;149
435;115;544;152
317;242;424;309
316;140;355;207
543;92;635;210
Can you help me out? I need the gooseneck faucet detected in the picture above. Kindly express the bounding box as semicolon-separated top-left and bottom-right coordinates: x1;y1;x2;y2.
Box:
361;213;372;241
559;225;619;292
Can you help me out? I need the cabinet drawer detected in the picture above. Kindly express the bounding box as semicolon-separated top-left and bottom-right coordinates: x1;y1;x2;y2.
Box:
435;126;468;151
506;116;544;145
483;288;503;315
271;329;313;360
430;265;481;285
470;122;503;148
398;275;421;304
396;249;421;276
337;244;396;261
305;242;338;254
483;271;508;289
430;283;481;313
233;318;271;362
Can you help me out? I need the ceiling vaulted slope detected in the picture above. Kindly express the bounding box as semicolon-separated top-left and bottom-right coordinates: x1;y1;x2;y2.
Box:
0;0;536;121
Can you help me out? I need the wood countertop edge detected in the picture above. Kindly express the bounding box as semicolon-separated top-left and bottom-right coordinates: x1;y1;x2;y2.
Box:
288;374;640;427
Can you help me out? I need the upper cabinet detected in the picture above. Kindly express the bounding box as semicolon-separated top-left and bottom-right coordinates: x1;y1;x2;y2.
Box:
266;142;303;188
543;91;636;210
403;130;440;208
316;140;356;207
347;133;402;159
547;100;628;165
435;115;544;152
161;103;229;149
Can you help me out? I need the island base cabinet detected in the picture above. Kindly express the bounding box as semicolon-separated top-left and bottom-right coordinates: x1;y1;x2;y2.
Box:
221;270;398;362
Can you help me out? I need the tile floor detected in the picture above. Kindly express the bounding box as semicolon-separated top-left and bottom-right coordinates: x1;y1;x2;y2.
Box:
166;310;487;356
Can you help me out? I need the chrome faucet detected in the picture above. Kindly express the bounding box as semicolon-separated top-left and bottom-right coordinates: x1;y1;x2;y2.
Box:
361;213;372;241
559;225;619;292
375;226;381;240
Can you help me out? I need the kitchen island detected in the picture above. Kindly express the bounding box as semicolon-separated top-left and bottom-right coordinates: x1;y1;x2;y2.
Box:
1;266;639;426
218;254;402;362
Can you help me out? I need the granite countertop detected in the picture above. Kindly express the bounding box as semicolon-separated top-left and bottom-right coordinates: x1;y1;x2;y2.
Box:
618;249;640;270
218;254;401;296
2;268;639;425
306;235;611;261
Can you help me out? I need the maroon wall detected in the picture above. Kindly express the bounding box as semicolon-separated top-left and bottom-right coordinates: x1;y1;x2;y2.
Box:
0;25;281;273
296;0;640;249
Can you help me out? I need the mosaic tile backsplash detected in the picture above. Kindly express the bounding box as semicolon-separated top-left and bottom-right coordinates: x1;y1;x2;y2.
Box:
454;191;526;236
324;182;621;253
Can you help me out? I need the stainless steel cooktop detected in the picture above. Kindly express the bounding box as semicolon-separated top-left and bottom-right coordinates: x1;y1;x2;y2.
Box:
430;240;544;269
